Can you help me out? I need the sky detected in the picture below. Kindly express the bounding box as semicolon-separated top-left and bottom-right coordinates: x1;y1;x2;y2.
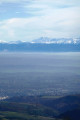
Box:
0;0;80;42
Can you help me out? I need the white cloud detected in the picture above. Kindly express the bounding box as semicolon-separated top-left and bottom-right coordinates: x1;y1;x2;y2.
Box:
0;0;80;41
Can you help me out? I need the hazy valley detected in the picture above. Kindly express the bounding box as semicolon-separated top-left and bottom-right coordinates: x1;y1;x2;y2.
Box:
0;52;80;120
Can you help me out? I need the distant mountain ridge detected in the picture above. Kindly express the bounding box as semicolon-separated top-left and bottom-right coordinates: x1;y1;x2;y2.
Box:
32;37;80;44
0;37;80;52
0;37;80;44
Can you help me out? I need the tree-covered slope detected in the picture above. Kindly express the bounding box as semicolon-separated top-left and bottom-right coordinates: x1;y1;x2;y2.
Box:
0;95;80;120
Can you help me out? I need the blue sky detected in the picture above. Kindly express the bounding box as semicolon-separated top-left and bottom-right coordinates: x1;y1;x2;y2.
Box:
0;0;80;42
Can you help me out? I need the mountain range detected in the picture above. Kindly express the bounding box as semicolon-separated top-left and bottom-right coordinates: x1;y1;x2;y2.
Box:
0;37;80;44
0;37;80;52
32;37;80;44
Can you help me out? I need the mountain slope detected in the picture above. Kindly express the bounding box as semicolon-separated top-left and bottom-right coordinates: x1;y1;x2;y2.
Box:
0;95;80;120
6;95;80;114
0;42;80;52
59;108;80;120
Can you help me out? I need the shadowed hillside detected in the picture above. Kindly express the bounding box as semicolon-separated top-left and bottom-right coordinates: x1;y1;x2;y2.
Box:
0;95;79;120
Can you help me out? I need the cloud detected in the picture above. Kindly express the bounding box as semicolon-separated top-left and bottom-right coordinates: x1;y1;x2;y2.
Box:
0;0;30;4
0;17;41;41
0;0;80;41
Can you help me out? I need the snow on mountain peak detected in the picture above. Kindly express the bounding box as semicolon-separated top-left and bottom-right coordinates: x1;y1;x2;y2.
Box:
0;37;80;44
32;37;80;44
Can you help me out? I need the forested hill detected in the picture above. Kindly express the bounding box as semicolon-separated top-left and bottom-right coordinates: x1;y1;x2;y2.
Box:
0;94;79;120
6;95;80;114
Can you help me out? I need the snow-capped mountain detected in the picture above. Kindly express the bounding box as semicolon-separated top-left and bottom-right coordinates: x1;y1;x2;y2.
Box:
0;37;80;44
0;40;27;44
0;37;80;52
32;37;80;44
0;40;8;43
